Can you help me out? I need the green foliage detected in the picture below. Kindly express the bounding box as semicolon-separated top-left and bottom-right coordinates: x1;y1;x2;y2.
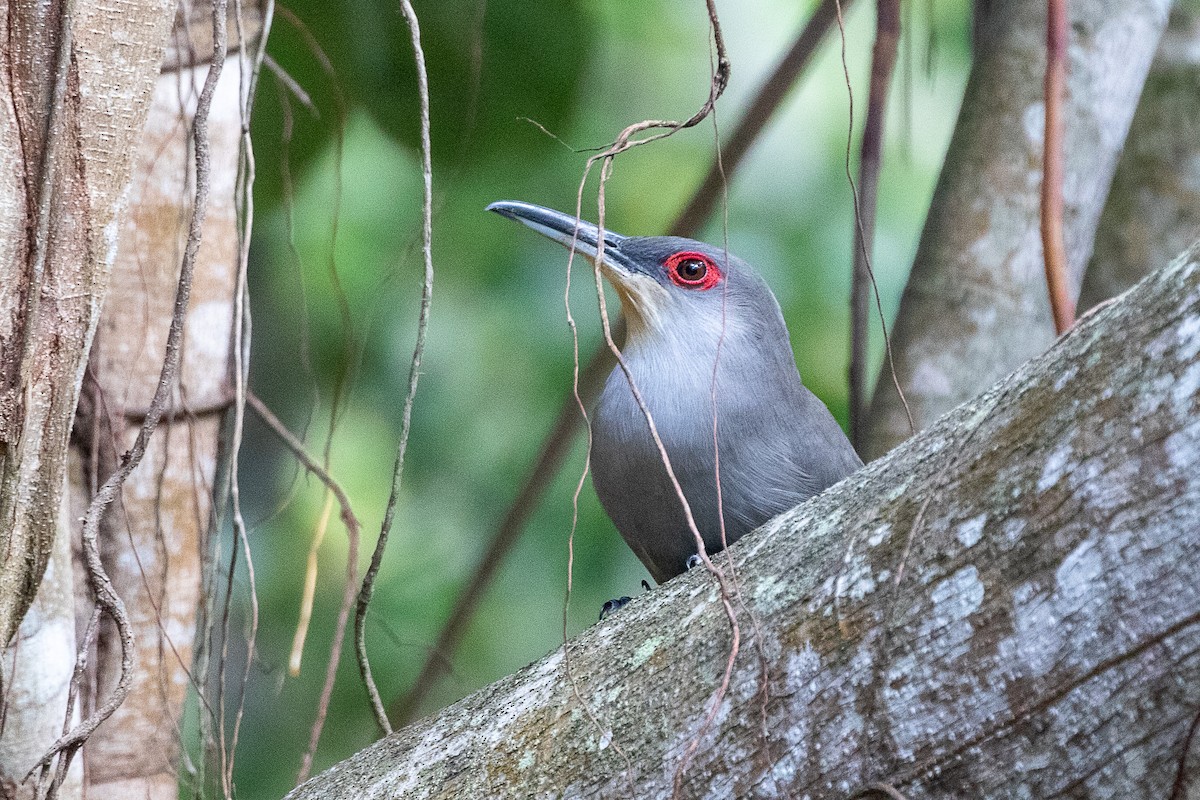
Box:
252;0;592;208
223;1;973;797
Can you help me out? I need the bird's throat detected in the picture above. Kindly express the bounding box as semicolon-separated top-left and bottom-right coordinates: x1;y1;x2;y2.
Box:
605;269;668;340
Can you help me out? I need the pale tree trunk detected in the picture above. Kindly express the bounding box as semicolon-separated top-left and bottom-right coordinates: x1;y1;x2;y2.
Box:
0;492;82;798
75;4;259;796
288;247;1200;799
0;0;175;655
1078;6;1200;309
0;0;176;796
864;0;1170;460
0;1;256;798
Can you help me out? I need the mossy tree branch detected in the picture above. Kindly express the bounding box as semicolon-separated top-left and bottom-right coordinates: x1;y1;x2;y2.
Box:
290;244;1200;798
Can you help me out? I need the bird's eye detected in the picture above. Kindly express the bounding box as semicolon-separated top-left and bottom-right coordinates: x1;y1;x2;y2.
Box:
664;251;721;290
678;259;706;281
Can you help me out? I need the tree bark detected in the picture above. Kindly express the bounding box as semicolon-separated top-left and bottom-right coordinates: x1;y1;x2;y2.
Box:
289;246;1200;799
0;0;176;651
75;3;259;793
0;0;175;796
1;1;258;796
864;0;1170;460
1078;6;1200;310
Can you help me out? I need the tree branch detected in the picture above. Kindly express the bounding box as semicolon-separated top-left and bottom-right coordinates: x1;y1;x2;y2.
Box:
354;0;436;741
864;0;1171;459
289;243;1200;797
849;0;901;452
1041;0;1074;333
1078;7;1200;310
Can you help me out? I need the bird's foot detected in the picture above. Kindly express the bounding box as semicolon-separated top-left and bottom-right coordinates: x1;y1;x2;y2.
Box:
598;581;655;620
599;596;632;620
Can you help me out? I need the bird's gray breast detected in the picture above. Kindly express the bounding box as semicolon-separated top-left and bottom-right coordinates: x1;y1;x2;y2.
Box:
591;356;716;582
590;340;824;582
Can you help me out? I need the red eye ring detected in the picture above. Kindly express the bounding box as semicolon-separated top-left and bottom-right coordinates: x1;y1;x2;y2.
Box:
664;251;721;290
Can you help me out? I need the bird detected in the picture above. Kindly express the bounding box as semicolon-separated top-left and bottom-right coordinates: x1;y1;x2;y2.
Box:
488;200;862;585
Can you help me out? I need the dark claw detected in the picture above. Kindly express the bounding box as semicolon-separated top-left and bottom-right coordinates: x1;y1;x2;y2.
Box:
685;554;703;570
641;580;652;592
599;596;632;620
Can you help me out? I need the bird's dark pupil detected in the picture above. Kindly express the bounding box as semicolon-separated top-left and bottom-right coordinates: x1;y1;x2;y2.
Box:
680;259;705;279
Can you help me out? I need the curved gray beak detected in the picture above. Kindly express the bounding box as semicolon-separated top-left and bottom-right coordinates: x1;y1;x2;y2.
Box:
487;200;638;274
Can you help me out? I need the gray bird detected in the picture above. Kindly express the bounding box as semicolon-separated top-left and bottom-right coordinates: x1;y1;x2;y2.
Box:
489;200;862;584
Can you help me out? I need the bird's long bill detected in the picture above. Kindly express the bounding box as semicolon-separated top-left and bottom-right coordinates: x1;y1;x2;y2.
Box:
486;201;638;276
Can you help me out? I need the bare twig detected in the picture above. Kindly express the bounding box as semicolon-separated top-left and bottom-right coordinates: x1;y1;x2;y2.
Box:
391;0;844;722
546;7;746;793
576;0;730;165
246;390;367;684
351;0;436;741
588;161;741;800
849;0;900;453
247;393;363;541
223;3;273;789
702;93;787;798
833;0;914;447
673;0;849;236
263;53;316;114
289;492;335;675
32;0;229;787
1170;704;1200;800
1042;0;1074;334
295;489;361;782
30;607;98;798
552;161;644;795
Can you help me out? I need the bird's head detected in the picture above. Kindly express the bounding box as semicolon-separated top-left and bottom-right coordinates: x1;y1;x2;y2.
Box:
488;200;779;347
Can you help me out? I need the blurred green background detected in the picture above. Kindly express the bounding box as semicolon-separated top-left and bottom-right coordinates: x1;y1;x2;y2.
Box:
211;0;972;795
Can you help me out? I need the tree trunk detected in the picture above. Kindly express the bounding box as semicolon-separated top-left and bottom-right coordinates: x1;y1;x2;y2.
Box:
0;0;175;796
864;0;1170;460
289;245;1200;798
0;1;258;797
0;0;175;653
75;4;260;795
1078;6;1200;310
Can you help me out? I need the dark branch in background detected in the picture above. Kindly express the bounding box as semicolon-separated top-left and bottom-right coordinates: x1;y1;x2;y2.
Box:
353;0;436;739
849;0;900;453
30;0;228;793
247;393;362;550
1041;0;1074;334
388;1;848;725
671;0;847;235
248;388;369;778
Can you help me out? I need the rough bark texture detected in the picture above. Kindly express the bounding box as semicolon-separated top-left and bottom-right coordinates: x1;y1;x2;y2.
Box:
0;484;83;799
0;0;175;651
289;248;1200;799
1;1;257;795
0;0;175;796
1078;6;1200;310
76;44;250;797
864;0;1170;460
